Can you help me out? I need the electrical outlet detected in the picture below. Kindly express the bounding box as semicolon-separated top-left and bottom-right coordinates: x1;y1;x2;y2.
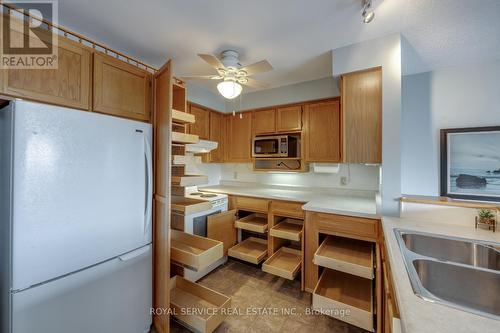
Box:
233;171;238;179
340;176;349;186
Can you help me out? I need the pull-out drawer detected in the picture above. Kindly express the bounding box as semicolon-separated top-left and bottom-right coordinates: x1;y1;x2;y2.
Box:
269;218;303;241
234;213;268;233
235;196;270;213
271;200;305;218
228;237;268;264
171;230;223;271
170;276;231;333
313;269;374;332
171;175;209;187
262;247;302;280
314;236;374;279
312;212;379;241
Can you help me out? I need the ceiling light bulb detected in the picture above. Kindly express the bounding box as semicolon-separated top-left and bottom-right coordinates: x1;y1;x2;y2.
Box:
363;10;375;23
217;80;242;99
362;0;375;23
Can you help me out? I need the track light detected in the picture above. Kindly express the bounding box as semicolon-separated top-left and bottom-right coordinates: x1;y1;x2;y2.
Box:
362;0;375;23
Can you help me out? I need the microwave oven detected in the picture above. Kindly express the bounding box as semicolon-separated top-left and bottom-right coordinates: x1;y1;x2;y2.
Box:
252;135;299;158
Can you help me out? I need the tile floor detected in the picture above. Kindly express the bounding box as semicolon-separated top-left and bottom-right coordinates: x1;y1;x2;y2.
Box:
168;259;370;333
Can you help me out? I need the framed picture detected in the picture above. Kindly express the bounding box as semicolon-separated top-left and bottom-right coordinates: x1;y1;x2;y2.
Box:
440;126;500;202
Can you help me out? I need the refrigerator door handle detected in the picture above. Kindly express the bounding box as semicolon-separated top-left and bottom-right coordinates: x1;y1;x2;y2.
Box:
143;134;153;234
119;245;151;261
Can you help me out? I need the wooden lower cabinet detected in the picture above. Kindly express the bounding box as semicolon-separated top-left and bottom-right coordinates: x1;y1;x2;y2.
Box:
93;52;152;122
304;99;341;162
382;236;401;333
207;210;237;255
0;23;91;110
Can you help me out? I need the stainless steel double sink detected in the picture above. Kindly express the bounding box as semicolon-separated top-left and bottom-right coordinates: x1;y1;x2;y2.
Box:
394;229;500;320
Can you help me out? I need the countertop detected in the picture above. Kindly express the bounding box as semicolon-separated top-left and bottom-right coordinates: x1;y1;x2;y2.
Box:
382;217;500;333
199;182;380;219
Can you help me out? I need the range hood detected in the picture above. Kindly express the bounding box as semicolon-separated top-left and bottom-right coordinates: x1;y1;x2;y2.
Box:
185;140;218;153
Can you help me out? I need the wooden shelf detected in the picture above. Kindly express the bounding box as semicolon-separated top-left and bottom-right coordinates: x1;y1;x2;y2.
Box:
172;155;201;166
313;269;373;332
172;131;199;144
254;157;302;160
253;158;306;172
314;236;374;279
172;109;195;124
234;213;268;233
171;196;212;215
171;230;223;271
401;195;500;210
262;247;301;280
269;218;303;241
171;175;208;187
170;276;231;333
228;237;268;264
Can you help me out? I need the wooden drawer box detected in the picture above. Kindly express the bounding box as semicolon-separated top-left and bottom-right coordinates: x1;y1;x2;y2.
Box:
271;200;305;218
171;230;223;271
234;213;268;233
262;247;301;280
269;218;303;241
313;269;374;332
313;212;379;241
170;276;231;333
235;196;269;213
228;237;268;264
314;236;374;279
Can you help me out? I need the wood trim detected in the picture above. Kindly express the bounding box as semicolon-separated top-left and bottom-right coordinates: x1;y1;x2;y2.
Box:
401;195;500;210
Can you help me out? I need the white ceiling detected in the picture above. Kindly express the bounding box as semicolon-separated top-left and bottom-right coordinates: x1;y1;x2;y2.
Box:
57;0;500;92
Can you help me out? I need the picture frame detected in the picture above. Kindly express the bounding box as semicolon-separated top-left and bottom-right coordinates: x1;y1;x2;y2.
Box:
440;126;500;202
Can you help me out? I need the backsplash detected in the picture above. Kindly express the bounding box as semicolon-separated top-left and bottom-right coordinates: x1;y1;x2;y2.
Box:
186;158;380;191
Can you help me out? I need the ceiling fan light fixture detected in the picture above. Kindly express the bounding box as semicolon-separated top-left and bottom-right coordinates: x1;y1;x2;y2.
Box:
362;0;375;23
217;80;242;99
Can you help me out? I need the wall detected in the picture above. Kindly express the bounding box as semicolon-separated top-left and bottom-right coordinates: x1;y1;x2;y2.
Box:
225;76;339;111
219;163;380;191
401;60;500;195
186;82;226;112
332;34;402;216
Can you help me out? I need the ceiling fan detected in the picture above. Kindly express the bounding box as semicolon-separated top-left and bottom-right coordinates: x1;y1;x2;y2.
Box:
180;50;273;99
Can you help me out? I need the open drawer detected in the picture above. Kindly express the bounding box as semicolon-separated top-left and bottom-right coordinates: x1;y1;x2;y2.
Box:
269;218;303;241
314;236;374;279
170;276;231;333
228;237;268;264
234;213;268;233
313;269;374;332
171;230;223;271
262;247;302;280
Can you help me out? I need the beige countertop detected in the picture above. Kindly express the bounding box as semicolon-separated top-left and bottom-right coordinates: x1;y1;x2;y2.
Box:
199;182;380;219
382;217;500;333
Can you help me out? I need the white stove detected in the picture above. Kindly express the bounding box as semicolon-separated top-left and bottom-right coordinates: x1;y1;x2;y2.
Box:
182;186;228;282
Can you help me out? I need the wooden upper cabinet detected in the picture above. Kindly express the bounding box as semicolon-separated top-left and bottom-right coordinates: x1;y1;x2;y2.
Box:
93;53;152;122
252;108;276;134
304;100;341;162
225;112;252;162
276;105;302;132
0;26;91;110
342;67;382;164
208;111;224;162
188;104;210;140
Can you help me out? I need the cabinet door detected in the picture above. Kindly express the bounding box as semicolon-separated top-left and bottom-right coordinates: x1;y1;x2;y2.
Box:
207;210;237;255
93;53;152;122
277;105;302;132
342;67;382;163
252;109;276;134
189;104;210;139
208;111;224;162
1;28;91;110
304;100;341;162
225;112;252;162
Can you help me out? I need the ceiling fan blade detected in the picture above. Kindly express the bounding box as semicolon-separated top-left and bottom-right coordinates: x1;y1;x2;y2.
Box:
198;54;226;70
239;60;273;75
179;75;222;81
241;77;269;89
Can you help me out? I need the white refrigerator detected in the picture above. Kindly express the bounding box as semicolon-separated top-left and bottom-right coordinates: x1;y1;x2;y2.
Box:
0;101;153;333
